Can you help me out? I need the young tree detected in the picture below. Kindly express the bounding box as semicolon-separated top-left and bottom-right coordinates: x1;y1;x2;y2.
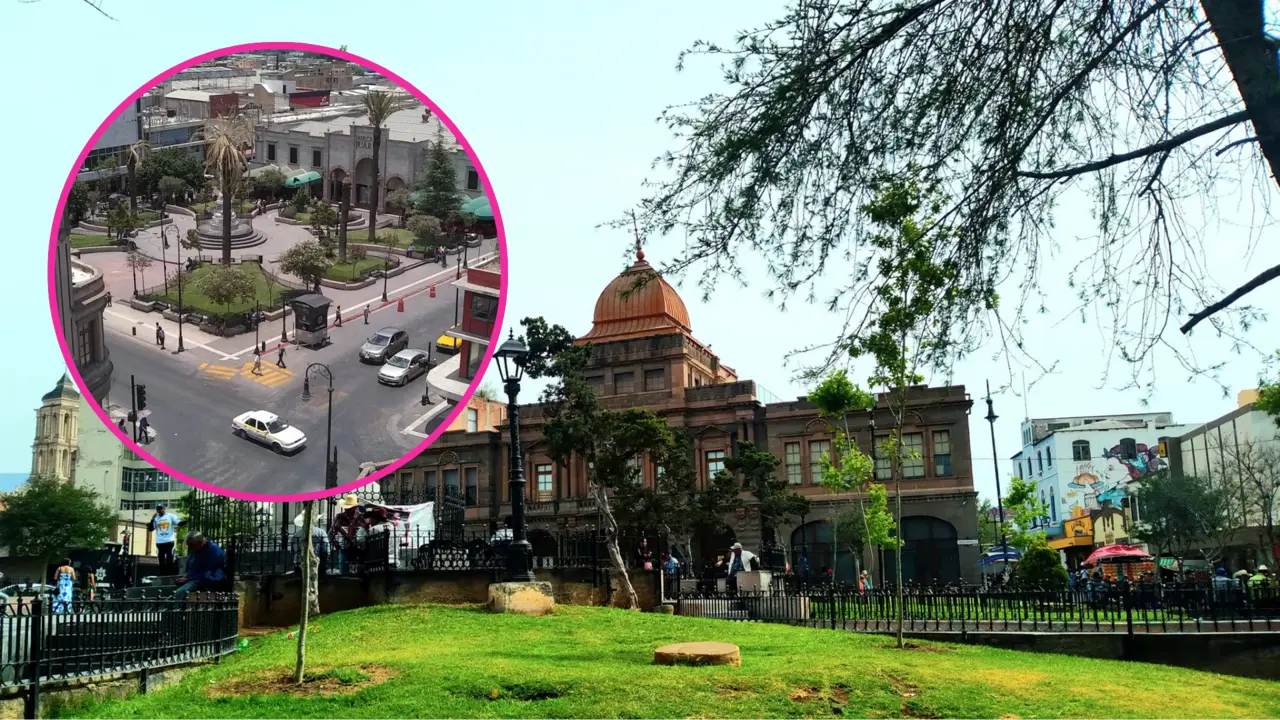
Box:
522;316;669;610
361;91;399;258
125;251;151;297
279;239;334;292
124;139;150;212
976;498;1000;548
413;130;463;221
195;264;256;324
157;175;189;205
1220;439;1280;565
386;188;412;223
0;475;115;573
292;186;312;214
631;0;1280;391
295;499;317;685
91;157;117;195
257;167;286;202
138;148;206;199
310;201;339;246
407;214;442;252
66;181;90;223
1015;546;1071;591
203;116;255;264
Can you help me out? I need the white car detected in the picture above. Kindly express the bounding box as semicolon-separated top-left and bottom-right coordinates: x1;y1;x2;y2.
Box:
378;349;431;386
232;410;307;454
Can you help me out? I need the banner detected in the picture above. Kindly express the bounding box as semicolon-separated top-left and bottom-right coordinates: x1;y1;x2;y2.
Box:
289;90;331;108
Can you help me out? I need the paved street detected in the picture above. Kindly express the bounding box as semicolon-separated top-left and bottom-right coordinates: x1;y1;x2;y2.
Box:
77;211;493;496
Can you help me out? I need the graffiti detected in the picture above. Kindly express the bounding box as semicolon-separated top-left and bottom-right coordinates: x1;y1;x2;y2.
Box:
1066;443;1166;512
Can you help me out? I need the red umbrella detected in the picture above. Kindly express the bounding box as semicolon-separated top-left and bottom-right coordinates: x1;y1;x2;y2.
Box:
1082;544;1152;567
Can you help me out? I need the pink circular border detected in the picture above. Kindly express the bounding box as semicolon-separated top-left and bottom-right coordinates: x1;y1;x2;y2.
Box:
47;42;508;503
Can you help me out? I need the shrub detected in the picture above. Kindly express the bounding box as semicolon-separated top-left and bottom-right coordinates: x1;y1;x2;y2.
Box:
280;206;298;220
1014;546;1070;590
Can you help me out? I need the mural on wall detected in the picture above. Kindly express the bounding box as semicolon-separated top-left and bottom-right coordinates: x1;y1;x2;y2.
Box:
1063;441;1167;512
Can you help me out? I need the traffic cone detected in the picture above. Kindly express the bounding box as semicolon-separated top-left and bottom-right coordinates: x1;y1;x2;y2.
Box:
397;297;404;312
429;285;436;299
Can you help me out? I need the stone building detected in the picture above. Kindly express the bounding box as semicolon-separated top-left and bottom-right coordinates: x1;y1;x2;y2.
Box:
30;374;81;482
57;213;112;404
385;247;982;584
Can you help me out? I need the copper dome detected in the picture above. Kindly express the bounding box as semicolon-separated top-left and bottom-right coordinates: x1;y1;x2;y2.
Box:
580;249;692;343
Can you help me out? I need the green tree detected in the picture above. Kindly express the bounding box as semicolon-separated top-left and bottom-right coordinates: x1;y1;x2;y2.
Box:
66;181;90;223
137;148;206;197
523;316;671;610
0;475;115;572
257;167;287;201
203;116;255;264
386;188;412;220
1132;470;1237;577
1258;355;1280;420
91;156;117;195
360;91;399;262
631;1;1280;388
1002;476;1050;553
126;250;152;296
407;213;442;252
157;175;189;205
292;186;312;214
279;239;333;292
724;440;809;545
976;497;1000;548
310;201;339;246
1015;546;1070;591
196;263;256;322
413;130;463;221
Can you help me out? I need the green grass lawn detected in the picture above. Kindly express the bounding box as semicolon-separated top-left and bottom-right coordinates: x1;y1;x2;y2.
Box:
372;228;417;248
63;604;1280;719
325;256;385;282
70;233;113;249
136;210;161;223
151;263;283;316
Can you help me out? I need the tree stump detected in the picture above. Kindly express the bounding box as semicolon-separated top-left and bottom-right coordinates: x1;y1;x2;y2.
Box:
653;642;741;667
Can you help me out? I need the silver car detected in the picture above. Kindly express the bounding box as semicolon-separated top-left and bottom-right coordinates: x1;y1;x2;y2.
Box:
360;327;408;364
378;349;431;386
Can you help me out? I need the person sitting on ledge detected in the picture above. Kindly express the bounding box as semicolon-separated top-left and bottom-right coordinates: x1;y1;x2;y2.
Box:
173;531;226;602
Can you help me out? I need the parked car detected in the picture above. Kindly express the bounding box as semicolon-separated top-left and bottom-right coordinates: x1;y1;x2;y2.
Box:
435;326;461;353
378;349;431;386
360;327;409;363
231;410;307;454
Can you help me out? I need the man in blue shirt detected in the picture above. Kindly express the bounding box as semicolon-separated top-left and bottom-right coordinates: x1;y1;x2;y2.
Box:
173;531;226;602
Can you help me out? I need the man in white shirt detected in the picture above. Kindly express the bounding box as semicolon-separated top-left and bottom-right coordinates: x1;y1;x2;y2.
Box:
149;504;182;575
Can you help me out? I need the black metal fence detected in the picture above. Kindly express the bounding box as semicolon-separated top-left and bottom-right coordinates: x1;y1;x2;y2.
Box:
672;580;1280;634
0;594;239;716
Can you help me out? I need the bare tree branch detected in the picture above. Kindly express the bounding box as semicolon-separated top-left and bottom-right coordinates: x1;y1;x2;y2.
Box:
17;0;115;20
1181;262;1280;334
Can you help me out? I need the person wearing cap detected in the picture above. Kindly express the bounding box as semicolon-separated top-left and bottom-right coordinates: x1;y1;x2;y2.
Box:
330;495;362;574
1248;565;1272;589
148;503;183;576
725;542;757;592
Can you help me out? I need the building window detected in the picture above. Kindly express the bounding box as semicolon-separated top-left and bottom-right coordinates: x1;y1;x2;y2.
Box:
267;144;276;161
626;456;642;484
643;368;666;391
902;433;925;478
469;294;498;324
706;450;726;478
466;408;478;433
424;470;436;500
466;169;480;191
875;437;892;480
1072;440;1090;461
1050;487;1057;521
808;440;831;484
77;324;96;367
1036;451;1043;473
311;149;322;167
586;375;604;392
464;467;478;506
933;430;952;477
1046;446;1052;467
536;464;553;500
784;442;802;485
288;146;299;164
1119;438;1137;459
442;468;460;499
614;372;635;394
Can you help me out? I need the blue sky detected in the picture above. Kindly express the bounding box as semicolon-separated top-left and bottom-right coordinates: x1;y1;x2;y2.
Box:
1;1;1277;503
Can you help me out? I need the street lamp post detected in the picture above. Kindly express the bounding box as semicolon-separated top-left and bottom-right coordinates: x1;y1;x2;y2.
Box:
160;219;169;294
494;330;534;583
302;363;337;490
175;224;185;353
984;380;1008;572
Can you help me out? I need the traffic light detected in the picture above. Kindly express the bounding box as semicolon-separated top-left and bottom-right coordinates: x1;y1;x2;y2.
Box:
135;384;148;412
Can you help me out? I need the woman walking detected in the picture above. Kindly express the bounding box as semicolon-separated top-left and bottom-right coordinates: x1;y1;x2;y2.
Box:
53;558;77;614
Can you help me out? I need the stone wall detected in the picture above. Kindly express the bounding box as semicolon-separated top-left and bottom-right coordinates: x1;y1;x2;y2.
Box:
0;664;196;718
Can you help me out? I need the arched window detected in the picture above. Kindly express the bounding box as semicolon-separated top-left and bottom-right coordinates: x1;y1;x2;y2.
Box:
1072;440;1091;461
1036;451;1043;473
1050;488;1057;521
881;517;960;585
1045;446;1052;467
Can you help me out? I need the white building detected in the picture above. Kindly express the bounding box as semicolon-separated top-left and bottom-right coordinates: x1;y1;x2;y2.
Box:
78;97;142;180
253;103;482;211
1010;412;1194;540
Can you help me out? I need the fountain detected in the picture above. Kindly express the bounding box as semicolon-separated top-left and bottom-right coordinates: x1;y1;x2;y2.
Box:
194;202;265;250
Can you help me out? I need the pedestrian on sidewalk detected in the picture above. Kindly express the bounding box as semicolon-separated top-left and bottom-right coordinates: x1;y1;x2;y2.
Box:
156;322;166;349
335;305;342;327
363;306;371;324
106;291;112;307
277;345;286;368
138;416;151;444
252;351;263;375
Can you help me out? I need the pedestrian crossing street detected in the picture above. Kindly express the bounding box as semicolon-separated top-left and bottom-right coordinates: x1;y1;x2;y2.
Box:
198;360;296;388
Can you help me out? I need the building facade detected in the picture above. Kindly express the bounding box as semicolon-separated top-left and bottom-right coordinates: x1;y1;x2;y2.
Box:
58;212;113;404
30;374;81;482
253;105;482;212
388;246;983;584
1011;412;1192;559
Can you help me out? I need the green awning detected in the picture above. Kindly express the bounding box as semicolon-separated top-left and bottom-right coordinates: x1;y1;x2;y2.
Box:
285;171;322;187
460;194;492;219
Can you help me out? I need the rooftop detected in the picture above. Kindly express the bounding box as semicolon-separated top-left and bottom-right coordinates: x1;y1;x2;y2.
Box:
164;89;215;102
281;105;460;147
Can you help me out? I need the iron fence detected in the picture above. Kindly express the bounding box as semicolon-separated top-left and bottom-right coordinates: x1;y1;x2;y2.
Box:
0;594;239;716
673;580;1280;634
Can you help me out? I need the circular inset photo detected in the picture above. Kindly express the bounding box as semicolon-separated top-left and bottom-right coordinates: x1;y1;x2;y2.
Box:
49;43;506;500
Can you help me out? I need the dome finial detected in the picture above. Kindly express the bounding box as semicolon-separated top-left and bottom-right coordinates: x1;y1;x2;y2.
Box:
631;211;645;262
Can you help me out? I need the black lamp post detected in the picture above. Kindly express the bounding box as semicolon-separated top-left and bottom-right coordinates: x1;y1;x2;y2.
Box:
302;363;337;490
984;380;1008;568
494;330;534;583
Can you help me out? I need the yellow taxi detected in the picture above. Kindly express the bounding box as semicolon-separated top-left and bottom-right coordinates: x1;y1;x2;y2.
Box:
436;326;462;353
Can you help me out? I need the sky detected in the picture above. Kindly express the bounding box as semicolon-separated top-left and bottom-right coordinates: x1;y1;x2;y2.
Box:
1;1;1277;503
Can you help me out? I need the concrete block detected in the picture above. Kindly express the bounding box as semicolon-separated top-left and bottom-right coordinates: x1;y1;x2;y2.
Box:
488;581;555;616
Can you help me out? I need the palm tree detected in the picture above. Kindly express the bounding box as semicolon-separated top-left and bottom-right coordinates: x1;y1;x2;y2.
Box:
359;91;398;264
124;140;150;213
202;116;255;264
